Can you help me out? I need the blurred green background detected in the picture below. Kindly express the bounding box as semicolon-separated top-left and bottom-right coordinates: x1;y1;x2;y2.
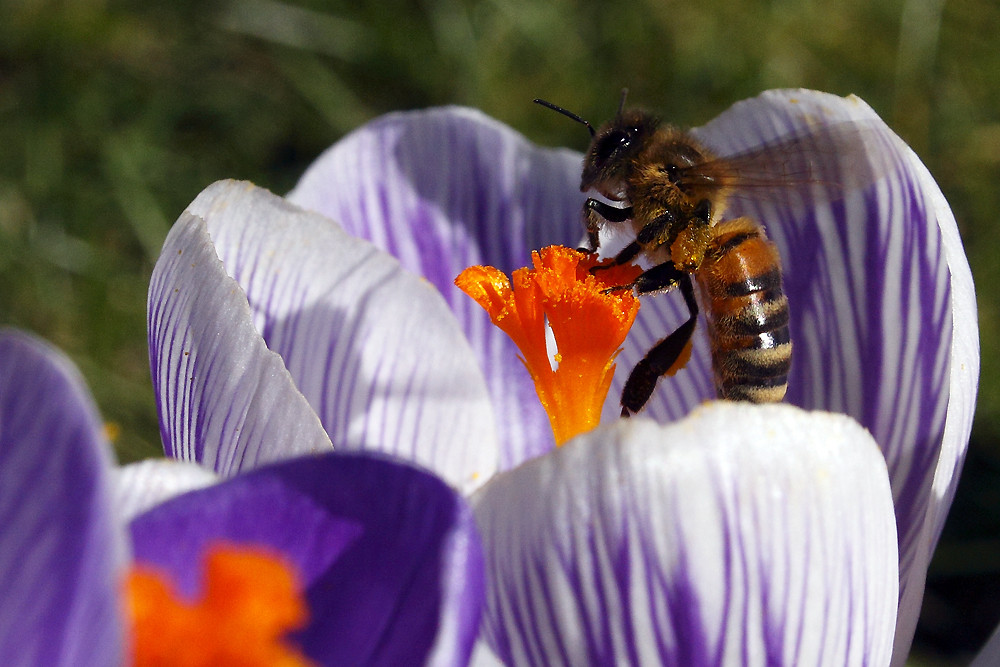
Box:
1;0;996;662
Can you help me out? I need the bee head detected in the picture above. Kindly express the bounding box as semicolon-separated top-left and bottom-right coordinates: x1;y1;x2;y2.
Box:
581;109;660;199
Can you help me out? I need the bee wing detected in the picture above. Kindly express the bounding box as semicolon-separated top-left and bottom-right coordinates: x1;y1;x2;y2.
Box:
689;120;896;206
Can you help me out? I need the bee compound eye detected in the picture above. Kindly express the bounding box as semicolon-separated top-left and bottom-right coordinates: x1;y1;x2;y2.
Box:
594;130;630;166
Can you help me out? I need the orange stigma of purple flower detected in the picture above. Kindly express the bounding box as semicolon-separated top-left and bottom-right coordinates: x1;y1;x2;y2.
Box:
126;543;315;667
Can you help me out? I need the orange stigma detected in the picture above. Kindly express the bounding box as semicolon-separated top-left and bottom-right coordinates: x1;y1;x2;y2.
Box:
126;543;315;667
456;245;641;445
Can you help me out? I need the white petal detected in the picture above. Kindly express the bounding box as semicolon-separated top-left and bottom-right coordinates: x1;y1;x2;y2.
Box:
113;459;218;523
168;180;498;492
149;209;335;475
475;402;898;666
468;640;507;667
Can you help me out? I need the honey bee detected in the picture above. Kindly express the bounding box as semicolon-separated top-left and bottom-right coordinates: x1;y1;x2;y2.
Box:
535;94;849;415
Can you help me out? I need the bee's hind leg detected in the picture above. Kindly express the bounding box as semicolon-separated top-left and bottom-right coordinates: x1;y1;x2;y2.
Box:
621;273;699;416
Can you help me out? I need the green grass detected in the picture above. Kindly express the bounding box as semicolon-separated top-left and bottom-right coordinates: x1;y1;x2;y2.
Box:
2;0;999;661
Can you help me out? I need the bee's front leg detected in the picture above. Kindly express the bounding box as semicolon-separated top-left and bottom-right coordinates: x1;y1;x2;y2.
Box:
602;209;683;272
580;198;632;252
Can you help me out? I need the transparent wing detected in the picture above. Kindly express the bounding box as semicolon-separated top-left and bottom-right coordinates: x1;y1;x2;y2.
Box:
685;120;894;206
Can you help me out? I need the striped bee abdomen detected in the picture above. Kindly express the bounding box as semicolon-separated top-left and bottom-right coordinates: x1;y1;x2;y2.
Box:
696;218;792;402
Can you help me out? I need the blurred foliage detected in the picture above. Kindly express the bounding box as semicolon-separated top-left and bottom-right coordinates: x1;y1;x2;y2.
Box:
1;0;998;662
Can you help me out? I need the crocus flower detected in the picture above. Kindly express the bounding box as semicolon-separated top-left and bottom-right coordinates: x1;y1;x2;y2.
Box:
149;89;977;665
0;329;483;666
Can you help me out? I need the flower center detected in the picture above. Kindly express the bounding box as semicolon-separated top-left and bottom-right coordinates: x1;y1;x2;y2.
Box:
456;245;641;445
126;543;314;667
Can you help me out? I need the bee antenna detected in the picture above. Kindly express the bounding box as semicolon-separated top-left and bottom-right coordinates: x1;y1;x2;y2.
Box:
617;88;629;115
533;98;596;137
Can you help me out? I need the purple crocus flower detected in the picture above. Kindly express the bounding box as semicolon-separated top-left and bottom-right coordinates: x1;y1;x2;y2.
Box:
0;329;483;666
149;89;977;665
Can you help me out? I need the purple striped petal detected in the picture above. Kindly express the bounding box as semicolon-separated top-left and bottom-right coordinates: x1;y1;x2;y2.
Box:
474;403;898;666
151;180;498;492
288;108;587;468
149;208;335;474
0;329;126;667
698;89;974;661
588;89;975;660
130;452;484;667
113;459;218;523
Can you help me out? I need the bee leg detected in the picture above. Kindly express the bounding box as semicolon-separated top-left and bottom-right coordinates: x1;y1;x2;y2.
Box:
692;198;711;223
635;209;679;246
609;239;643;265
632;261;684;294
621;273;698;417
588;240;643;282
603;256;683;295
585;198;633;223
580;198;633;252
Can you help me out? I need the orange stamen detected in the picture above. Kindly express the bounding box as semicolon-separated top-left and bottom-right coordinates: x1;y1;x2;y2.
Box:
456;246;641;445
126;543;315;667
